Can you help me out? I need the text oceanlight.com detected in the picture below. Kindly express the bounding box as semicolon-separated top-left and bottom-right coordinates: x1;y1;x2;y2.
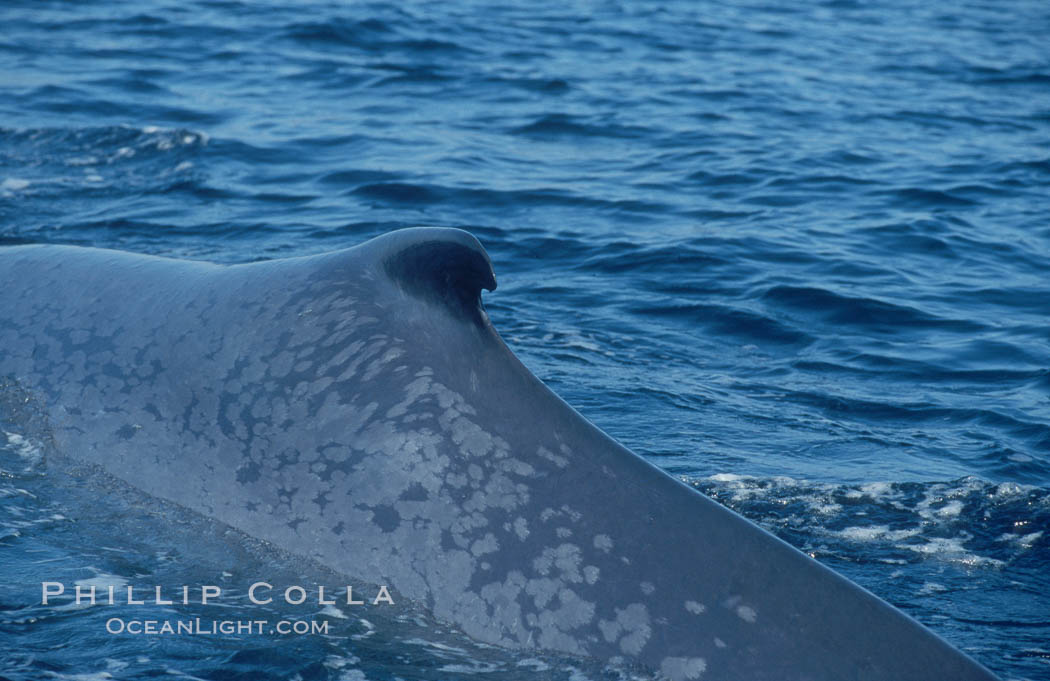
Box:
105;618;330;636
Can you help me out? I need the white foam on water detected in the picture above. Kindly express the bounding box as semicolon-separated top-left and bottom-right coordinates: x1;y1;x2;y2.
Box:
323;653;361;668
74;572;130;592
858;481;894;498
997;530;1043;549
934;500;963;518
403;638;469;654
438;662;502;673
836;525;922;542
334;671;368;681
698;473;1031;571
161;666;212;680
320;603;348;619
323;653;365;680
1;177;30;191
992;481;1037;498
1;431;47;479
516;658;551;671
808;501;842;515
899;537;1005;568
3;431;43;462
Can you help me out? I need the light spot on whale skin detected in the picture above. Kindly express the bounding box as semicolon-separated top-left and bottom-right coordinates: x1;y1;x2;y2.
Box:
548;588;595;630
537;445;569;468
522;589;597;653
362;347;403;381
448;414;496;458
714;637;726;649
723;595;757;623
268;350;295;378
583;565;599;585
532;544;583;583
385;375;432;419
526;576;559;610
640;581;655;595
562;505;582;522
593;534;613;553
479;571;528;641
599;603;651;655
736;605;757;623
470;533;498;556
685;600;706;614
660;656;707;680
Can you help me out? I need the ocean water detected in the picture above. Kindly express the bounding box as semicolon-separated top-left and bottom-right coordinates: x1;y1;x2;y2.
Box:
1;0;1048;679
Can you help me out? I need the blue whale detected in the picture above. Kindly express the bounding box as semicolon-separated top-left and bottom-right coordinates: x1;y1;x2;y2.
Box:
0;228;998;680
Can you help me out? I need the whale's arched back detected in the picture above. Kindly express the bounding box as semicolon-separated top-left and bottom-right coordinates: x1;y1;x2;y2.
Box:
0;229;998;680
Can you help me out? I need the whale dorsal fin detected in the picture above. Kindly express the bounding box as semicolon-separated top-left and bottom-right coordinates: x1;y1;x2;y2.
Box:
380;228;497;324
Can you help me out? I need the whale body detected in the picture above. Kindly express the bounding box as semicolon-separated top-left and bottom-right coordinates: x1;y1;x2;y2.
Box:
0;228;997;680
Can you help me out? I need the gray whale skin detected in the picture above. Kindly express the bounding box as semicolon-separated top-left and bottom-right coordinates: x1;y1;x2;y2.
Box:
0;228;998;681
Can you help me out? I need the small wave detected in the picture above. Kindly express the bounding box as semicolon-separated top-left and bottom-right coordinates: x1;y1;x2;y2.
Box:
509;113;651;140
0;124;208;164
370;64;454;86
973;72;1050;87
351;181;669;215
84;76;172;96
578;242;729;274
481;75;570;93
685;169;765;187
817;149;882;166
318;169;404;187
882;187;978;208
277;18;395;48
766;174;881;189
631;302;813;346
761;285;984;333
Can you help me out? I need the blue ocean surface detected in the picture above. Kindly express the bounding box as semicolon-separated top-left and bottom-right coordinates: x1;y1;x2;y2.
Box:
1;0;1048;679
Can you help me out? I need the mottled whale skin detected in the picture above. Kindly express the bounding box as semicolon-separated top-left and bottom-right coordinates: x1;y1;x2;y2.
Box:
0;228;997;681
